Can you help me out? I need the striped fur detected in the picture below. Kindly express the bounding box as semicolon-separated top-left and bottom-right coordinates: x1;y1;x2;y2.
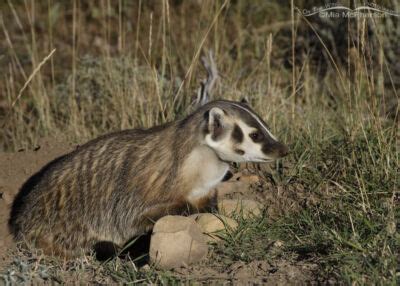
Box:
9;100;288;258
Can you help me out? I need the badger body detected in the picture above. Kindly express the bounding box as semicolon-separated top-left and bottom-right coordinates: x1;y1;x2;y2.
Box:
9;100;288;258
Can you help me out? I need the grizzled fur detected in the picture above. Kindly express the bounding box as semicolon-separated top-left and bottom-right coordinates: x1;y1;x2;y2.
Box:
9;100;288;258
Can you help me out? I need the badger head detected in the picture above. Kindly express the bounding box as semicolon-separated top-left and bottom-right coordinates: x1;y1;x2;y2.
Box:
203;100;288;163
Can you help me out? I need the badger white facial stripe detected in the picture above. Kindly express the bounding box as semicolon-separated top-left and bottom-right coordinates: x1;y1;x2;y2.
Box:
230;103;278;141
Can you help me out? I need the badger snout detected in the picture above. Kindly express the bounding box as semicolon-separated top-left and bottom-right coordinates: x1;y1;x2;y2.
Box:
277;143;289;158
262;141;289;159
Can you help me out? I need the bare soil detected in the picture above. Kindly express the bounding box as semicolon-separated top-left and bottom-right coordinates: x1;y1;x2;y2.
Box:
174;259;319;285
0;137;74;270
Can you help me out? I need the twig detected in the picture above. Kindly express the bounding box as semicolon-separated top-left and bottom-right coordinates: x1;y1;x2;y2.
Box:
194;50;219;107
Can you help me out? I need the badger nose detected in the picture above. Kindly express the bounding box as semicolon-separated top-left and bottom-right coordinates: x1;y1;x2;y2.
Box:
278;144;289;157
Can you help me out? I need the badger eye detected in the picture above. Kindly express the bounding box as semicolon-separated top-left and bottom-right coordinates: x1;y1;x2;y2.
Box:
249;132;262;141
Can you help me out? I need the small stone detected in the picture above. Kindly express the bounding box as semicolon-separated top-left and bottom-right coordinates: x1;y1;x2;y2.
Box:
239;174;261;184
215;181;249;198
215;173;261;199
190;213;238;242
231;172;261;183
152;215;195;233
149;215;208;270
0;191;13;205
218;199;263;218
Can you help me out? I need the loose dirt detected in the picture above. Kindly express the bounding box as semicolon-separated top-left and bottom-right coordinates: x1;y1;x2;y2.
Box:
0;137;74;270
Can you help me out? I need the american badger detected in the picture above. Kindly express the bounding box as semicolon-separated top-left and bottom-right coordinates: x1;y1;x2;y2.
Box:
9;100;288;258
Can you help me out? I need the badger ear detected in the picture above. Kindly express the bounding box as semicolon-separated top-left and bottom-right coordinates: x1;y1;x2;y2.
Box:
206;107;226;140
240;97;249;105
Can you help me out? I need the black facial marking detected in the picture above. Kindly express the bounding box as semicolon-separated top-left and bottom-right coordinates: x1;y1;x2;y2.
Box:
211;114;223;140
262;141;289;157
235;149;245;155
203;111;210;135
231;124;244;143
261;142;271;154
249;131;264;142
222;170;233;182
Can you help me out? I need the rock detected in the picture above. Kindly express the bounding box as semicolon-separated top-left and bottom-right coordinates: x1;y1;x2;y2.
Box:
231;172;261;184
215;173;261;198
149;215;208;270
218;199;263;218
239;174;261;184
215;181;249;198
190;213;238;242
0;190;13;205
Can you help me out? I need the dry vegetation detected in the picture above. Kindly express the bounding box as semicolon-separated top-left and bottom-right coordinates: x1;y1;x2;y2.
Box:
0;0;399;284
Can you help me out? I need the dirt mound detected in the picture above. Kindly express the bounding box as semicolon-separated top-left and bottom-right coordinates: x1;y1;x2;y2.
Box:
0;138;74;269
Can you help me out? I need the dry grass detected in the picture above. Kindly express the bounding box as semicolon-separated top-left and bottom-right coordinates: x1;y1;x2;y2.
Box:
0;0;398;284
